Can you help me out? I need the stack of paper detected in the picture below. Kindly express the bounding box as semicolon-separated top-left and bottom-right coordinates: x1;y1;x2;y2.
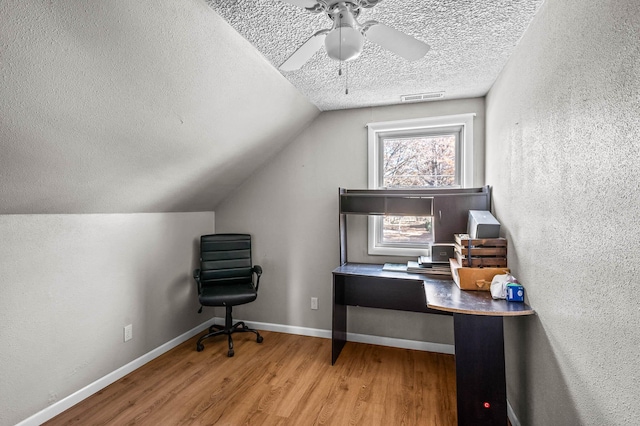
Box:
406;260;451;276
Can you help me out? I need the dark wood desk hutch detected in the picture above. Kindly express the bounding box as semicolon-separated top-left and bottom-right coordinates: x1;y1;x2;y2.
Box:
333;186;534;426
338;186;493;263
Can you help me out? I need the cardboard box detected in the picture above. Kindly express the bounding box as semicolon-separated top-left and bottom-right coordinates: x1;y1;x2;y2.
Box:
449;258;510;291
467;210;500;239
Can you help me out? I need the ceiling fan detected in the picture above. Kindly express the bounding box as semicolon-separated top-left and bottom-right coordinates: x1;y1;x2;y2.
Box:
279;0;430;71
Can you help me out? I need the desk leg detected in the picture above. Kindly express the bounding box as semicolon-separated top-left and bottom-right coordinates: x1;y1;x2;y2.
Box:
332;274;346;365
454;314;507;426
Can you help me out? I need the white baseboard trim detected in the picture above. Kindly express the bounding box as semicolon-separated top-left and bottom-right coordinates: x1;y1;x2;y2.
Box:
239;319;455;355
18;317;453;426
507;399;521;426
347;331;455;355
243;319;332;339
16;317;217;426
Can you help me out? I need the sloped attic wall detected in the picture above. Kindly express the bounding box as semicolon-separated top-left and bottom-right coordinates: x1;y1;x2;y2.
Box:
0;0;319;213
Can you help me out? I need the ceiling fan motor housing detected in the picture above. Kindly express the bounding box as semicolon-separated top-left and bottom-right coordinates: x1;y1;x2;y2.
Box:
325;2;364;61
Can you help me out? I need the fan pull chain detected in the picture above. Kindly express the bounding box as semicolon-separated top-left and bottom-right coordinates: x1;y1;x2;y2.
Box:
345;61;349;94
336;16;348;95
338;22;343;77
337;62;348;94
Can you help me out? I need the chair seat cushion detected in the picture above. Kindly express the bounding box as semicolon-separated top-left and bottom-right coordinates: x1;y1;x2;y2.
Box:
199;283;257;306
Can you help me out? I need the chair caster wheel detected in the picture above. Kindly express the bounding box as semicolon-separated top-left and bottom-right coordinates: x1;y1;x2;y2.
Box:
257;335;264;343
196;344;204;352
228;349;234;357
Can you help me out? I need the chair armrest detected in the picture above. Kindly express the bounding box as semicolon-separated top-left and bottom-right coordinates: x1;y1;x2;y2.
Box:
193;268;201;294
253;265;263;291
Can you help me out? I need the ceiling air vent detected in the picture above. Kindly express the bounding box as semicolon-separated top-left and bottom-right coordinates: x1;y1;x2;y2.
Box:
401;92;445;103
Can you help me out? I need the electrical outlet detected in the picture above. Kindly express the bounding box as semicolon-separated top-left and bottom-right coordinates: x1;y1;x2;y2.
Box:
311;297;318;310
124;324;133;342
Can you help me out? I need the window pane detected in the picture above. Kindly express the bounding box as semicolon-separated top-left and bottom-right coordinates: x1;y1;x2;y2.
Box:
383;134;457;188
382;216;433;245
367;114;474;255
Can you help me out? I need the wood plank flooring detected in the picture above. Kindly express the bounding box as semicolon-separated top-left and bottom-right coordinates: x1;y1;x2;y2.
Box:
45;330;457;425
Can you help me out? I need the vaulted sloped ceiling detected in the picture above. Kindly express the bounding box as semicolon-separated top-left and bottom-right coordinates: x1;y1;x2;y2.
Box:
0;0;319;214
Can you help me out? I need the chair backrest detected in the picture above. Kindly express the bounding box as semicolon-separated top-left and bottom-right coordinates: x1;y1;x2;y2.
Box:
199;234;253;287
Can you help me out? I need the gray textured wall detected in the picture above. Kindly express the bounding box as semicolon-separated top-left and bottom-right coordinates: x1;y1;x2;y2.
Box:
215;98;484;344
486;0;640;424
0;213;214;425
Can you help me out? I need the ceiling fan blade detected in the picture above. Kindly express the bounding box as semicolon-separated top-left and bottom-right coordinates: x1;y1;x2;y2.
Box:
363;22;430;61
279;31;327;71
280;0;319;9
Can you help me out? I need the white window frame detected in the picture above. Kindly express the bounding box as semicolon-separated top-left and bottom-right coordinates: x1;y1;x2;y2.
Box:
366;113;476;256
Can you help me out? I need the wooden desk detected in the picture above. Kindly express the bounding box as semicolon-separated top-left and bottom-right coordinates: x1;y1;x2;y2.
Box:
332;263;534;426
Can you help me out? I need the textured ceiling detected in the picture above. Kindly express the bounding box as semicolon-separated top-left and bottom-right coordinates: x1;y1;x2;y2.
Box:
207;0;544;111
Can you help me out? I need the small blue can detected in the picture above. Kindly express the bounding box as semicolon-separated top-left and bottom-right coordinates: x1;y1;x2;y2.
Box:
506;283;524;302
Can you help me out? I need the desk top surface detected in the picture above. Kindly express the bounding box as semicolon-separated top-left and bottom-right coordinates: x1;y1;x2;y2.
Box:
333;263;535;317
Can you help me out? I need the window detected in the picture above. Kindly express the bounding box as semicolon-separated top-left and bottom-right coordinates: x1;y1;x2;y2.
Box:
367;113;475;256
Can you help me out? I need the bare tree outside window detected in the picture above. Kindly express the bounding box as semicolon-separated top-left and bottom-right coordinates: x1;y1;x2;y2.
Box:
383;135;456;188
368;114;473;255
381;134;457;245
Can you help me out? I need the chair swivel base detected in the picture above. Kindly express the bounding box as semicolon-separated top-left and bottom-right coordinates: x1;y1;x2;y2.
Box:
196;307;263;357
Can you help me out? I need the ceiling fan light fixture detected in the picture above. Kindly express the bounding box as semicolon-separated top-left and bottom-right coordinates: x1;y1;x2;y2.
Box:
325;26;364;61
278;0;430;71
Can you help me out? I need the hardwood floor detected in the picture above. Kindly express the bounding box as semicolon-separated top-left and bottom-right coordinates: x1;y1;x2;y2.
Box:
45;330;457;425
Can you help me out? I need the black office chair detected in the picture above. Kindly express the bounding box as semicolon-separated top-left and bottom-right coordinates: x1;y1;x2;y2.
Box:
193;234;263;356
